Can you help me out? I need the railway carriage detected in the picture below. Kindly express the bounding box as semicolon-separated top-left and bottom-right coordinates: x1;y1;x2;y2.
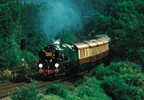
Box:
38;34;110;79
73;39;109;69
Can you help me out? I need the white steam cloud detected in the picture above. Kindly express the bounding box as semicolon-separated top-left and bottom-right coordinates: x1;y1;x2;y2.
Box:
39;0;83;38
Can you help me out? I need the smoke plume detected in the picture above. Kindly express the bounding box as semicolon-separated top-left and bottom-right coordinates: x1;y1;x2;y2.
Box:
39;0;83;38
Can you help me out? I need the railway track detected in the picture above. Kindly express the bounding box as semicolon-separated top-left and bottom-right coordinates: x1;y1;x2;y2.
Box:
0;66;95;99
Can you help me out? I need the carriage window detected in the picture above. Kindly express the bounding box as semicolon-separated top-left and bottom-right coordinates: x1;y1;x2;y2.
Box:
80;49;85;58
92;47;97;56
97;46;99;54
85;49;89;57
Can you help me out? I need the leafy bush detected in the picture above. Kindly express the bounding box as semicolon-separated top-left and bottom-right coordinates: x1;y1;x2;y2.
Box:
44;84;68;99
74;77;87;87
76;78;97;98
77;85;95;98
0;70;12;80
43;77;111;100
120;74;144;87
108;62;142;74
90;64;119;80
73;77;111;100
43;94;64;100
10;78;43;100
90;61;144;99
101;77;144;100
66;92;82;100
90;62;142;80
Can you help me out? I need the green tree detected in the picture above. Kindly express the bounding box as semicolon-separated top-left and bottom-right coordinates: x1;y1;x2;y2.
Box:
107;1;144;65
0;1;22;69
0;1;48;71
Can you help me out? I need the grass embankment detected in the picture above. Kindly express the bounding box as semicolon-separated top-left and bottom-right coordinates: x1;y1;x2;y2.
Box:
10;62;144;100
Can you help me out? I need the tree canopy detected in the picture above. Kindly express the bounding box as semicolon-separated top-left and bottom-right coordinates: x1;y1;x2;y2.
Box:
107;0;144;65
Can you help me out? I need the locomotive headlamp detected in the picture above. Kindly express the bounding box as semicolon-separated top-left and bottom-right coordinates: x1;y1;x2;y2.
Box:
55;63;59;68
39;63;43;68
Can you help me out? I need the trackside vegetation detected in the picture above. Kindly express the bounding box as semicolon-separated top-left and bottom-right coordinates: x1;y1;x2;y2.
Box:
10;62;144;100
91;62;144;100
10;77;43;100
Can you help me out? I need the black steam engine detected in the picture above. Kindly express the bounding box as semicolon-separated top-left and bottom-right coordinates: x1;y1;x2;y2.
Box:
38;43;78;78
38;35;110;79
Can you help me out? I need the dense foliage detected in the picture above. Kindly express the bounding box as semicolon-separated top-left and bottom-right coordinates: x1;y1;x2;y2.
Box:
0;0;48;71
43;77;111;100
91;62;144;100
10;78;43;100
107;0;144;66
44;84;68;98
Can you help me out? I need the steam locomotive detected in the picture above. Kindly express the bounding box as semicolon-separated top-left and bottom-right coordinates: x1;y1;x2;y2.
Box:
38;34;110;78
